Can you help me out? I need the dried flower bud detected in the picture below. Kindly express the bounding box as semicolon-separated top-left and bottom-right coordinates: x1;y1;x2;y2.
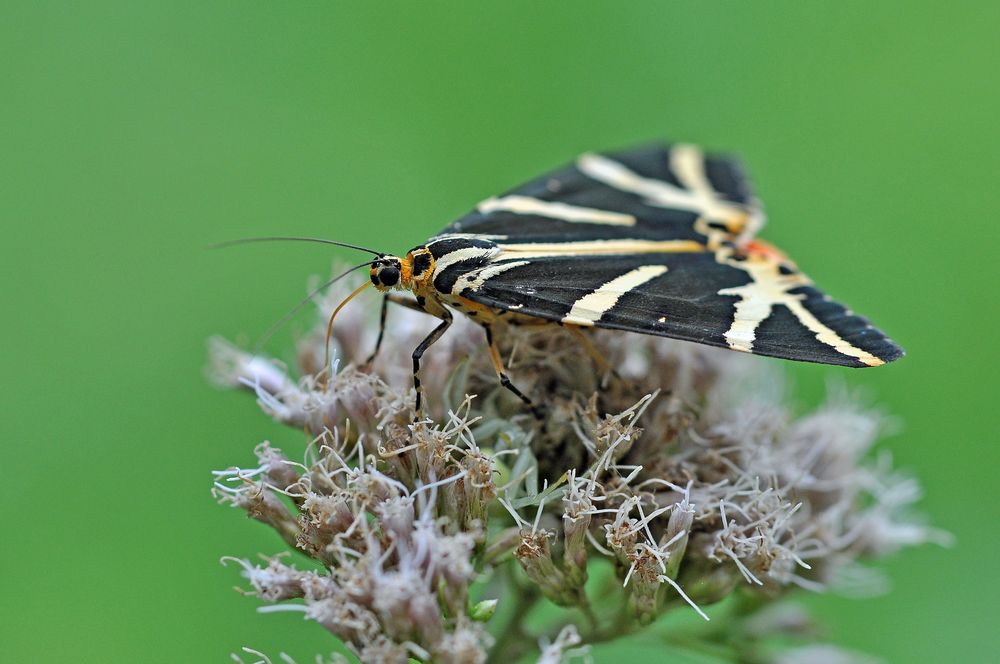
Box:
515;528;576;607
562;470;594;589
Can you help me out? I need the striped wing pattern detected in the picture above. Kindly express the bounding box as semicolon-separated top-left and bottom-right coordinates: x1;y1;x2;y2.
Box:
439;142;763;246
430;142;903;367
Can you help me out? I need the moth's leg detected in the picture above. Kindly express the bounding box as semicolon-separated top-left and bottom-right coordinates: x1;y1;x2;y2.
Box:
567;325;621;382
481;323;544;420
365;293;429;366
365;295;391;366
412;311;453;415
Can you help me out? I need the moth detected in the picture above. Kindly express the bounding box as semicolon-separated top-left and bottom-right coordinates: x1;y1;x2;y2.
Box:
256;142;904;416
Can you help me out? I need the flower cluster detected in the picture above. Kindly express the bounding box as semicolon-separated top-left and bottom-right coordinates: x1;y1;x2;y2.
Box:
210;277;942;663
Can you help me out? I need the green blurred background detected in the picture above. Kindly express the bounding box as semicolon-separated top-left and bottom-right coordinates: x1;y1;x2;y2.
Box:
3;2;997;661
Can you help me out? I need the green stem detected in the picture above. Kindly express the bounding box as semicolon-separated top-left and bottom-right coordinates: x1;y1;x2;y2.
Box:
486;575;542;664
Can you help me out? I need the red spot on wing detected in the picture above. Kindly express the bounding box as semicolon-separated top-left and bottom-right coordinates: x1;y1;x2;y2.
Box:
744;239;797;269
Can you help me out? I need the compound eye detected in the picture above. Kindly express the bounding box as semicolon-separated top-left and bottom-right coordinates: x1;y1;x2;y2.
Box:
379;266;400;287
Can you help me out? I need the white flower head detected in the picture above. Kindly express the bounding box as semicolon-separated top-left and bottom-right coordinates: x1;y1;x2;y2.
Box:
210;270;939;663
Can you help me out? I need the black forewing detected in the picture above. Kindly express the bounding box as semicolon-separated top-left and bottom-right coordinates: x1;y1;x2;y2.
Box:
437;142;761;245
756;284;904;364
456;252;903;368
433;141;901;367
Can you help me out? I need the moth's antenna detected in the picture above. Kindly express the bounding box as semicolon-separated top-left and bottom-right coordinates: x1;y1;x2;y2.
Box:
209;236;383;257
252;260;374;355
323;280;374;378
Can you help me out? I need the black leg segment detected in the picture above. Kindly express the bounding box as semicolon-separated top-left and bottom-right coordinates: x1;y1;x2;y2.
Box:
365;294;391;366
411;313;452;414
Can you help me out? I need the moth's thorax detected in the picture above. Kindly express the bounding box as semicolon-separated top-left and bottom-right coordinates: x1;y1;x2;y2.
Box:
370;246;437;293
423;235;501;295
404;246;435;288
370;236;505;315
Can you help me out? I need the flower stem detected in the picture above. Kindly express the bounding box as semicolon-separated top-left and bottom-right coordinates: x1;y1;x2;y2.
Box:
486;576;542;664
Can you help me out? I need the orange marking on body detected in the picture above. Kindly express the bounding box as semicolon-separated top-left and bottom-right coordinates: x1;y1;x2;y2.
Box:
724;211;749;235
450;295;547;326
400;255;413;287
744;239;796;268
454;296;495;315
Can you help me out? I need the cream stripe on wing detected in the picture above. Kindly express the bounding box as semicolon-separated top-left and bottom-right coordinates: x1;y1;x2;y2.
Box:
478;195;636;226
431;246;500;274
562;265;668;326
785;298;884;366
670;144;715;201
496;238;703;260
452;260;530;294
578;153;694;207
577;152;746;226
718;256;883;366
671;144;765;241
672;144;749;241
432;231;510;241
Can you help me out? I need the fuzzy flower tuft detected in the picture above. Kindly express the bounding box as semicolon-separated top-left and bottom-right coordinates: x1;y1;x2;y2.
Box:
210;276;941;663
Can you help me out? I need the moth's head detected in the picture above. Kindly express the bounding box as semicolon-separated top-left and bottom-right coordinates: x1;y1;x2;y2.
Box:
370;246;435;292
369;255;403;292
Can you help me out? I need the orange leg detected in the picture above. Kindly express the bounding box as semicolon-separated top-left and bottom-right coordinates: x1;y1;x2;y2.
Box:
566;325;621;382
482;323;543;419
